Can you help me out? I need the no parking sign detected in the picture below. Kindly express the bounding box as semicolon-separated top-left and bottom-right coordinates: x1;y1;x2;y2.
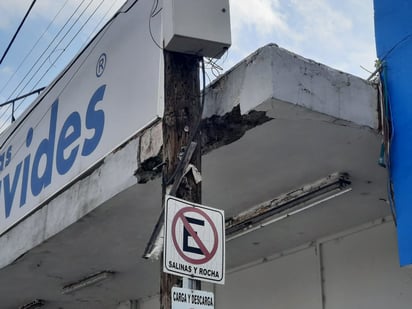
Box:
163;196;225;284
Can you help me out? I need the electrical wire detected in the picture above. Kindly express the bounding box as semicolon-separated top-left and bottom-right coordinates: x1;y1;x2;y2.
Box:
376;62;396;225
151;0;162;17
11;0;94;99
0;87;45;123
149;0;162;49
382;65;396;225
0;0;89;127
112;0;139;16
6;0;134;118
204;70;212;85
0;0;37;65
379;42;410;226
205;57;223;78
29;0;107;92
0;0;141;149
203;48;229;81
81;0;124;49
381;33;412;61
4;0;146;128
11;0;107;123
0;0;70;102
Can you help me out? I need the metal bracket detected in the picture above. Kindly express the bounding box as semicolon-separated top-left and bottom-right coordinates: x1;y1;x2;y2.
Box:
143;141;198;259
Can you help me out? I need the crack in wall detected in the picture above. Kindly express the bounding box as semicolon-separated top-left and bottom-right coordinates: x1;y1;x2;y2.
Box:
135;105;272;184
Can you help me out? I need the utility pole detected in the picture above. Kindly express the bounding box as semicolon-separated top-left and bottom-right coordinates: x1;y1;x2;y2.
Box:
160;50;202;309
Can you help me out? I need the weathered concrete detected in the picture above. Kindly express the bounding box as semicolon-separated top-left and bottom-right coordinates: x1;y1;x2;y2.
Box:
0;121;164;269
204;44;378;129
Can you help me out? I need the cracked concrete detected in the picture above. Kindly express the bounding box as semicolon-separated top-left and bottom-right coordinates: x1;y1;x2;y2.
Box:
203;44;378;129
135;105;272;184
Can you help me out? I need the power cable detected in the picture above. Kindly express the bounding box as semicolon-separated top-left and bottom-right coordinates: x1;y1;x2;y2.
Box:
27;0;107;94
22;0;136;104
0;0;89;126
381;33;412;61
0;0;140;148
8;0;92;102
81;0;124;49
0;0;70;99
0;0;99;128
0;0;37;65
0;87;45;108
149;0;162;49
381;64;396;225
10;0;108;125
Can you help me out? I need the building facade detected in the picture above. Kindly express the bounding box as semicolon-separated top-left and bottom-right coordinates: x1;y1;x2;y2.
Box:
0;1;409;308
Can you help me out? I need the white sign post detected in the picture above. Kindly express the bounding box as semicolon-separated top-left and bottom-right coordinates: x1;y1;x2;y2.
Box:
164;195;225;284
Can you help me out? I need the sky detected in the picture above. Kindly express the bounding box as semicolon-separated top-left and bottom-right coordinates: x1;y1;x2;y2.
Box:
0;0;376;131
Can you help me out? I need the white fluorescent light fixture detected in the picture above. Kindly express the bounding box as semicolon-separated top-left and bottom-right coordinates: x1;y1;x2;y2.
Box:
144;172;351;259
225;172;352;241
19;299;45;309
62;271;115;294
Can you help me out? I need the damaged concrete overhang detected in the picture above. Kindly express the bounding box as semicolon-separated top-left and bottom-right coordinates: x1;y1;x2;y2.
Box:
203;43;378;129
0;44;387;308
143;43;381;259
225;172;352;238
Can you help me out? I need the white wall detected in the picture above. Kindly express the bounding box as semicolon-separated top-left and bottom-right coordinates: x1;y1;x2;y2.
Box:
179;218;412;309
322;221;412;309
216;246;322;308
204;44;378;129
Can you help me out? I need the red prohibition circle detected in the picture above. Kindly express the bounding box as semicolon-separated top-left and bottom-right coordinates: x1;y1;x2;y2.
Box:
171;206;218;265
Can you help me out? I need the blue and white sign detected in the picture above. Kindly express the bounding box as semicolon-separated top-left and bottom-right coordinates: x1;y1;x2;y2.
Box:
0;0;163;235
374;0;412;266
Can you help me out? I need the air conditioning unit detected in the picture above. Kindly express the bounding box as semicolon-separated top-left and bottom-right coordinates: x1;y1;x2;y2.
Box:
163;0;231;58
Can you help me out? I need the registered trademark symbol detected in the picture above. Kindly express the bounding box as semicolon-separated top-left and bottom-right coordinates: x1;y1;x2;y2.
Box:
96;53;107;77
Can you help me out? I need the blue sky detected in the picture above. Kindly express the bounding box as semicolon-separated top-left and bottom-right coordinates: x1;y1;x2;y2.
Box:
0;0;376;130
228;0;376;75
0;0;125;129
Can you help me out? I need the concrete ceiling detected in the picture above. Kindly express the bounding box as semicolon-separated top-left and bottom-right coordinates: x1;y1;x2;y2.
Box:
0;99;389;308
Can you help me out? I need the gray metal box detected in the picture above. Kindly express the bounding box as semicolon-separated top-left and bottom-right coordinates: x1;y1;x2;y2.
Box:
163;0;231;58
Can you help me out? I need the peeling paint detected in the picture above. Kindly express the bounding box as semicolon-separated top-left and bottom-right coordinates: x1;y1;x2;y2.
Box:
201;105;272;154
203;44;378;128
134;104;272;184
140;121;163;163
135;156;163;184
